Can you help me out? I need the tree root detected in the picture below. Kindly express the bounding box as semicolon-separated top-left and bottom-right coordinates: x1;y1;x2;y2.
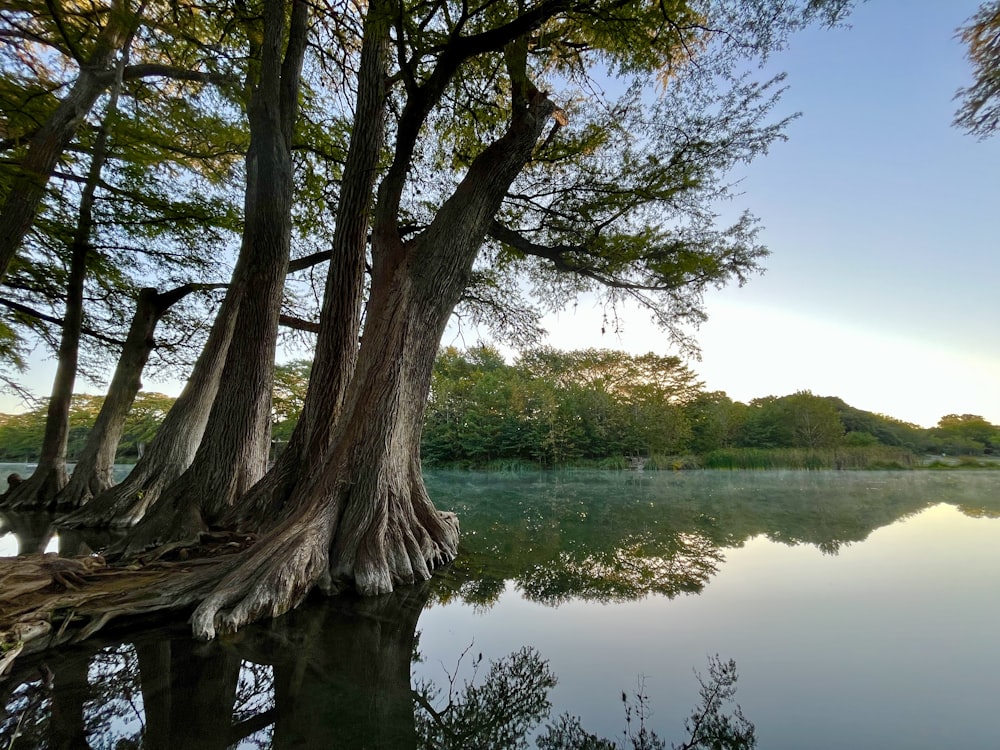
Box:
190;508;335;640
0;538;252;674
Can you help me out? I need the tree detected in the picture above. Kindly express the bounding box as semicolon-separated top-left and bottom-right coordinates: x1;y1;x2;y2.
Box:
685;391;746;454
0;0;244;288
778;391;844;449
933;413;999;455
0;0;139;283
172;0;858;639
2;0;860;646
956;1;1000;138
3;27;136;510
54;286;218;510
63;0;310;537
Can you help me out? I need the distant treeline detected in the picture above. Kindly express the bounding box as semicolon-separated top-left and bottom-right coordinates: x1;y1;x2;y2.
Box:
0;392;173;464
1;347;998;467
420;347;998;468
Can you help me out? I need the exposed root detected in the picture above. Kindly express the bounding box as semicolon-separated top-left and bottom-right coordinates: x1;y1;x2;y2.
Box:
190;511;334;640
52;468;115;512
1;467;67;512
0;554;107;603
0;620;50;676
331;499;460;596
59;475;163;529
0;539;251;673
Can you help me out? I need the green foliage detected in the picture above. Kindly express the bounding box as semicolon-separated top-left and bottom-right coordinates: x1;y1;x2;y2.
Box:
423;347;700;467
0;0;254;386
1;353;992;470
702;447;916;471
931;414;999;455
0;391;175;462
271;359;312;443
736;391;843;449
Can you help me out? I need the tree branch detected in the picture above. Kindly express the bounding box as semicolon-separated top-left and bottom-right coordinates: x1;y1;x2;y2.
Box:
0;298;124;348
119;64;239;88
278;314;319;333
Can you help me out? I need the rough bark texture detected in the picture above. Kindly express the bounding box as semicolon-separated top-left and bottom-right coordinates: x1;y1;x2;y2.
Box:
0;540;248;671
53;284;217;512
229;0;389;528
58;286;240;528
189;69;557;639
2;4;563;654
112;0;310;555
55;288;161;510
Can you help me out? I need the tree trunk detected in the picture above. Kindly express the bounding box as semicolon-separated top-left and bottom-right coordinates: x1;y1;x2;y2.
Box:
54;288;161;510
59;286;239;528
112;0;310;555
46;655;91;750
229;0;389;528
4;31;134;512
0;0;134;284
54;283;217;512
2;206;90;511
189;82;557;638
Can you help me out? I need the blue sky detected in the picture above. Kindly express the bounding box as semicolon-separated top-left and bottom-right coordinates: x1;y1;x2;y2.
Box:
518;0;1000;427
3;0;997;429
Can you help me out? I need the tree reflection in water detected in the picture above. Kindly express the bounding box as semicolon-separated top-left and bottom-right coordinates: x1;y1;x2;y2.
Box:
1;584;752;749
6;470;998;746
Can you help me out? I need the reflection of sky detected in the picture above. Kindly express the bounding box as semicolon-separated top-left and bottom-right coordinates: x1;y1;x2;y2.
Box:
415;503;1000;748
0;529;58;556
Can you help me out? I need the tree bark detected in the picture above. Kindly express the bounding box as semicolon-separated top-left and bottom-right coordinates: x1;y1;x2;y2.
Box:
53;284;217;512
112;0;310;554
229;0;389;528
54;288;160;510
189;73;557;638
58;285;239;528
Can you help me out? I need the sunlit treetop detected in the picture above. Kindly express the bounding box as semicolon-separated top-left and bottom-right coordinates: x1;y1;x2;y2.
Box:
955;0;1000;138
373;0;858;352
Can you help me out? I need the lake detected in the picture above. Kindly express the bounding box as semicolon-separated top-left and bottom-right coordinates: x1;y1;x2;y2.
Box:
2;469;999;748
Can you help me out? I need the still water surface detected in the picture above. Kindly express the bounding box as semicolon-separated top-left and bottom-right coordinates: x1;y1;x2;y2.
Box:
2;469;999;748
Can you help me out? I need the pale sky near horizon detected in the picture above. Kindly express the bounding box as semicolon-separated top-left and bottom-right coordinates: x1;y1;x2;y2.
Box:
452;0;999;429
2;0;997;430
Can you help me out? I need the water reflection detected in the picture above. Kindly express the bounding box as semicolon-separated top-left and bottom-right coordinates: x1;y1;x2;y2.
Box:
0;584;753;749
0;511;119;558
3;470;1000;748
424;470;1000;607
1;586;425;749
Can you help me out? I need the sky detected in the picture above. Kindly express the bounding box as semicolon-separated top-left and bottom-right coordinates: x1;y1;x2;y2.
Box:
446;0;999;428
3;0;998;429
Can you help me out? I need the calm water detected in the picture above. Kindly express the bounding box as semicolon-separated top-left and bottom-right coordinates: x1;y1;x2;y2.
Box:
2;469;999;748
